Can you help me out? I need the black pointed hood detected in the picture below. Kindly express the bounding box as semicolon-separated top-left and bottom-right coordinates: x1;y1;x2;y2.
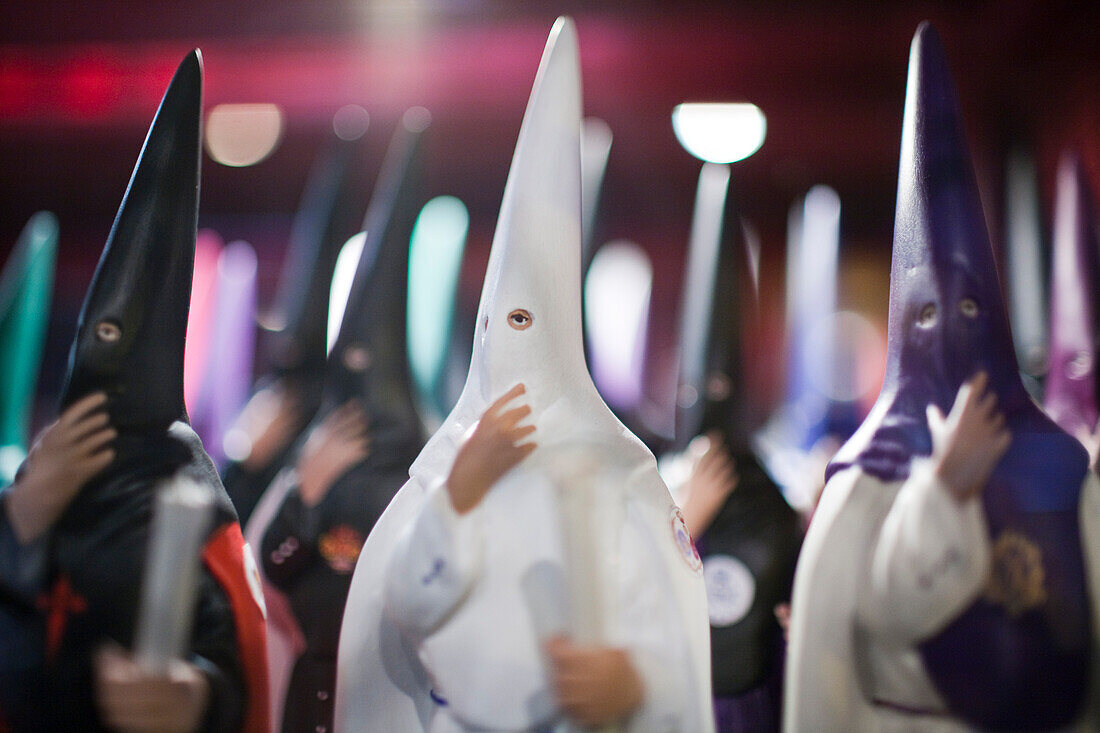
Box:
262;132;366;385
829;23;1059;482
59;50;202;430
673;162;755;452
322;108;430;456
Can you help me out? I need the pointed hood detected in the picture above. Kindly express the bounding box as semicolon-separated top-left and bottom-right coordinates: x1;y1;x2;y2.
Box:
784;185;861;448
263;132;365;384
1005;150;1050;385
321;108;430;457
407;195;469;426
1044;153;1100;437
673;162;755;453
412;17;642;482
59;51;202;430
829;23;1060;482
0;211;58;481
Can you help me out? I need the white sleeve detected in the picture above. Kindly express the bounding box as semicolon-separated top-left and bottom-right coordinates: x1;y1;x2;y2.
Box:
857;461;991;643
382;479;483;641
1079;472;1100;730
614;503;693;733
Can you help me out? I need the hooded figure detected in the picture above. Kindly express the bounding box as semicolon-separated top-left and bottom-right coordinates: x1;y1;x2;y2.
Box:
1005;150;1050;397
0;51;270;731
1043;153;1100;442
784;24;1100;731
756;186;863;513
253;108;429;733
335;18;713;732
0;212;58;485
221;133;366;526
661;161;802;731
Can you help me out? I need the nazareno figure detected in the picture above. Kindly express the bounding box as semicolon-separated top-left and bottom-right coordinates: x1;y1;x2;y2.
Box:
252;109;430;732
0;51;270;731
335;17;714;732
662;161;802;732
221;130;365;528
784;23;1100;731
1044;152;1100;458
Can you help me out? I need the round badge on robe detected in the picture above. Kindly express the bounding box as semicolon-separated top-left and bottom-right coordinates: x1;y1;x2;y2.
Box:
319;525;364;574
670;507;703;573
702;554;755;627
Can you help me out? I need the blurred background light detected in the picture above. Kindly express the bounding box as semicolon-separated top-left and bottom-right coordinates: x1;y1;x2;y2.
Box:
407;195;469;405
585;240;652;411
672;102;766;164
205;103;285;167
327;231;366;353
333;104;370;141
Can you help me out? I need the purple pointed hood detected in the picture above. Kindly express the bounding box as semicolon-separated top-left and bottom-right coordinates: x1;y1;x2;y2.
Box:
828;23;1061;483
1044;153;1100;438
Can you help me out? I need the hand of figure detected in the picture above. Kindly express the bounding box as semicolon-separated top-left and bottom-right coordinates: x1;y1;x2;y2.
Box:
679;431;739;538
546;637;643;726
94;645;210;733
927;371;1012;503
1073;421;1100;473
4;392;116;543
774;603;791;643
227;383;302;470
447;383;536;514
296;401;370;507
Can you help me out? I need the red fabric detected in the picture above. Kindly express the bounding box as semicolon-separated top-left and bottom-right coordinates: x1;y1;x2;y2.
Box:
203;522;271;733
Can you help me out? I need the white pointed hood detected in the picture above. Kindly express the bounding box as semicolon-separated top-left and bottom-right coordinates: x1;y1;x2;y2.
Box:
410;17;643;482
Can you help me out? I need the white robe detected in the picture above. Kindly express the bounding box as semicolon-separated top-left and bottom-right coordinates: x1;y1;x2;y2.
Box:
336;438;713;733
784;462;1100;732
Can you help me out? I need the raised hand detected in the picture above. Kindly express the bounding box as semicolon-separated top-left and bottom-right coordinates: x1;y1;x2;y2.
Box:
927;371;1012;503
4;392;116;543
225;382;302;470
680;431;739;538
446;383;536;514
296;400;371;507
1073;420;1100;473
94;645;209;733
545;637;643;726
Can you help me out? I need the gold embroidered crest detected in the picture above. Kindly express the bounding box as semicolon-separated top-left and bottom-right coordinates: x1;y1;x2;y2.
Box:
984;530;1047;617
319;524;364;574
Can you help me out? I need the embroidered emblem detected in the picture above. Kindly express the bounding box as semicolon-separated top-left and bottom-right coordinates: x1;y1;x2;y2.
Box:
37;575;88;661
703;554;756;627
670;507;703;573
984;530;1047;617
319;525;364;574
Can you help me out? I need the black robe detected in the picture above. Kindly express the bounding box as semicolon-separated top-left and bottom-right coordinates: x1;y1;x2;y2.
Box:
0;423;268;732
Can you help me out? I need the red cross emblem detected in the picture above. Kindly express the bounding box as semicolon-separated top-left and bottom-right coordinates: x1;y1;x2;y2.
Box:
36;575;87;661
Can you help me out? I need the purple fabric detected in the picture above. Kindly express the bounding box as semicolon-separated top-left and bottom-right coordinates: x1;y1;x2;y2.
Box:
1044;153;1100;438
712;644;783;733
825;23;1092;728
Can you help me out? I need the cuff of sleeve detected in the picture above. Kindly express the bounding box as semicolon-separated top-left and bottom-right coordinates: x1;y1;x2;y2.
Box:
625;649;682;733
192;654;244;733
426;479;482;579
910;460;991;572
0;493;48;603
